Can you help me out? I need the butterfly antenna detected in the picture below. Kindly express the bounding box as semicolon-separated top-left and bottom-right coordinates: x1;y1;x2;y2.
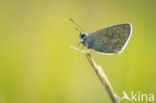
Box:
69;18;84;32
75;27;80;32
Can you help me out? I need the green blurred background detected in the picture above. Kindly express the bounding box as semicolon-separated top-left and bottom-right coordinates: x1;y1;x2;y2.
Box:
0;0;156;103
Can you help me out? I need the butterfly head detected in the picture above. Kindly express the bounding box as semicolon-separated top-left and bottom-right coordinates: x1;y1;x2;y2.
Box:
79;33;88;39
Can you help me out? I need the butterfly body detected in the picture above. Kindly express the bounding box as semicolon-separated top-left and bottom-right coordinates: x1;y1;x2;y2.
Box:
79;23;132;54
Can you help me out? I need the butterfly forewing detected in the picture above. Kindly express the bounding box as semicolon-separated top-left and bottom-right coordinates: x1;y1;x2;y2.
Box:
89;23;132;54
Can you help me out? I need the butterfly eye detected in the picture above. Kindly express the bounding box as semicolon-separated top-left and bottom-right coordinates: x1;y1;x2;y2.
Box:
79;33;86;39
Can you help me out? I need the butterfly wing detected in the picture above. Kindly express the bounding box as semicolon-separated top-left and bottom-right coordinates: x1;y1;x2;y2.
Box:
89;23;132;54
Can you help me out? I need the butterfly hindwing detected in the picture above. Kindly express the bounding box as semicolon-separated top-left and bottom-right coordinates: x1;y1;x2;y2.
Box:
88;23;132;54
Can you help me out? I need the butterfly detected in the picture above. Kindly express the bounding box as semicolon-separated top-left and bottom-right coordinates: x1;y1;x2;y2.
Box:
70;18;132;54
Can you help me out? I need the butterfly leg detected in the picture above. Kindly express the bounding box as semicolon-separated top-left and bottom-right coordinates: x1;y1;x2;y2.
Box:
77;41;83;49
81;45;85;50
77;41;81;47
78;41;85;50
